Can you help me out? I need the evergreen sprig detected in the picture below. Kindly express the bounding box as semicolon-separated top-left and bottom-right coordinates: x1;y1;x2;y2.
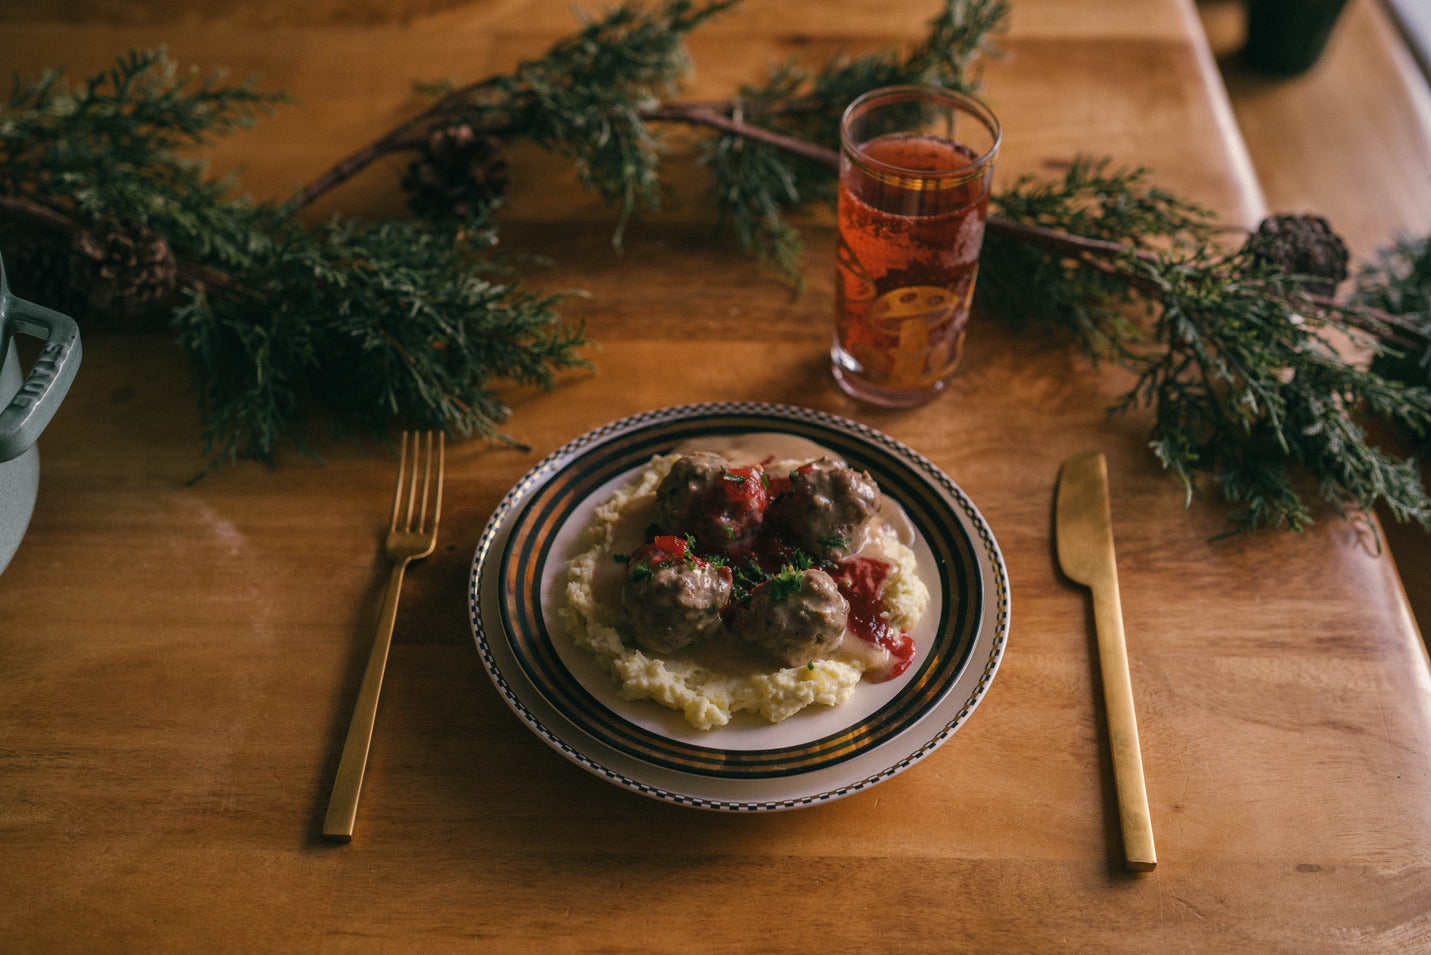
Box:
171;214;586;472
1123;248;1431;533
295;0;743;229
980;160;1431;533
1355;233;1431;456
1;47;590;471
1;48;285;282
688;0;1009;279
493;0;741;241
978;158;1218;364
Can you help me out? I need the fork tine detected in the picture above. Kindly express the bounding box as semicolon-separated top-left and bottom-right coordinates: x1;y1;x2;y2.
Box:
414;431;433;534
391;431;444;537
390;430;412;533
427;432;444;536
409;432;428;534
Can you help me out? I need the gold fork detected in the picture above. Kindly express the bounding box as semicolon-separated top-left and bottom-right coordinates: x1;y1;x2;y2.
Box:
323;430;444;842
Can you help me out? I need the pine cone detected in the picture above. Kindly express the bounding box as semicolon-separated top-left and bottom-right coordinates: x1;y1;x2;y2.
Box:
402;125;509;220
1245;213;1349;296
69;218;177;319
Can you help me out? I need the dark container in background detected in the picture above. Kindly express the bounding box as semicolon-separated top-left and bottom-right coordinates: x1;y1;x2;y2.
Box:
1244;0;1350;75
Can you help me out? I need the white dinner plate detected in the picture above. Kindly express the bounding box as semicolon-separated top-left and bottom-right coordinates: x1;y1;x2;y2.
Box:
469;402;1010;810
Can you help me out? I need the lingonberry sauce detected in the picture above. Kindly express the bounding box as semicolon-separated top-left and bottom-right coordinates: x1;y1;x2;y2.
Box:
832;556;917;682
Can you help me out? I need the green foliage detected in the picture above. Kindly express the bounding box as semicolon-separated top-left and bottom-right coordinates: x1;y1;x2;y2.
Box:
698;0;1010;279
984;161;1431;534
1358;233;1431;321
4;0;1431;538
1128;251;1431;533
1356;233;1431;452
403;0;1010;278
474;0;743;244
1;48;588;471
1;48;282;251
170;216;587;472
700;130;809;283
979;158;1217;363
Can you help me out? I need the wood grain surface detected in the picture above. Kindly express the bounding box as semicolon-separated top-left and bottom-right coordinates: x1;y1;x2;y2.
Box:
3;0;1431;950
1200;0;1431;644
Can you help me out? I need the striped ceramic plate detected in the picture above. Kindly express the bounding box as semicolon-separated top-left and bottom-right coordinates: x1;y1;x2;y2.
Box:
469;403;1009;811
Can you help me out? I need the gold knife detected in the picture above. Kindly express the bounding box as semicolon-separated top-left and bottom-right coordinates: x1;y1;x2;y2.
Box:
1056;451;1157;872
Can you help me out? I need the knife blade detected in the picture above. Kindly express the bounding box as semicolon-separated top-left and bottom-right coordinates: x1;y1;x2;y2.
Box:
1056;451;1157;872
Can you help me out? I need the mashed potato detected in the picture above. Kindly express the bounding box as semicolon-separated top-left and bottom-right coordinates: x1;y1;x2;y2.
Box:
561;447;929;730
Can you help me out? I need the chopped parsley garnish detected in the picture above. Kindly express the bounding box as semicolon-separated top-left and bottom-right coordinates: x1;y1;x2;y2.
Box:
731;564;766;602
767;564;804;603
724;548;822;603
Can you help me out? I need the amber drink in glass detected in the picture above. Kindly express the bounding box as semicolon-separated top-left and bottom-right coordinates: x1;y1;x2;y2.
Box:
832;85;1001;406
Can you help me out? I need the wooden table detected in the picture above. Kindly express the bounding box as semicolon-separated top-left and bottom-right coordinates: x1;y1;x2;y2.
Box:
1200;0;1431;636
4;0;1431;948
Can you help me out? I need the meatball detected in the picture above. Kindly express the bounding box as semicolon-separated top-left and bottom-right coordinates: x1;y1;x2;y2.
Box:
775;457;881;559
622;536;733;654
655;452;769;551
736;567;849;668
656;452;725;530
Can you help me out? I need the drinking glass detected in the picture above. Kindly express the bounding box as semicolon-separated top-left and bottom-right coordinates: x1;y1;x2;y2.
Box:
831;85;1001;407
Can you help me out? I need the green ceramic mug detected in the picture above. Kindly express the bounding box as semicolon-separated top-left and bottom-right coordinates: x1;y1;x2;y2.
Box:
0;251;82;573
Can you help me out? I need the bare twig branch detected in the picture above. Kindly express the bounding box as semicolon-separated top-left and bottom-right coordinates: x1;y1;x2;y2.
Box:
292;78;504;210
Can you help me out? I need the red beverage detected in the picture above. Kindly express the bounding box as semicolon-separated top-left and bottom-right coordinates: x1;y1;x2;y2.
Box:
831;87;999;407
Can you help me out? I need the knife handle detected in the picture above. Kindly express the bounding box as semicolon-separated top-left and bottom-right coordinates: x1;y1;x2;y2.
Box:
1091;571;1157;872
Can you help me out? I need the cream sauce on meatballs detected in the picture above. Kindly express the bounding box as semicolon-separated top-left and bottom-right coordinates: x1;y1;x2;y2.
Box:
561;434;930;729
635;434;919;678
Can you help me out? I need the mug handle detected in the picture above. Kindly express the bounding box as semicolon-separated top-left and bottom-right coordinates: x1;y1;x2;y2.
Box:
0;291;83;464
